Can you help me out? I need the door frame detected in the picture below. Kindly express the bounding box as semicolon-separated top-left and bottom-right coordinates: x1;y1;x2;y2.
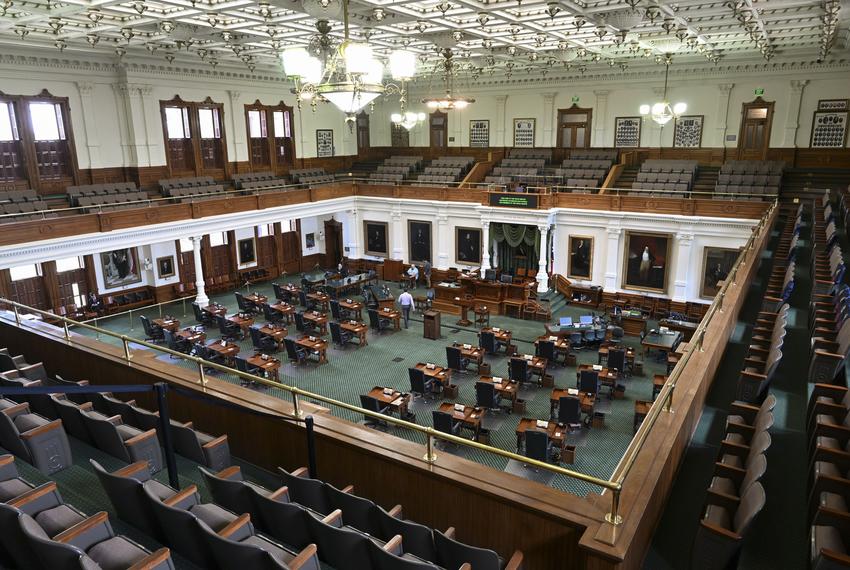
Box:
429;110;448;148
324;219;343;268
736;97;774;160
556;105;593;149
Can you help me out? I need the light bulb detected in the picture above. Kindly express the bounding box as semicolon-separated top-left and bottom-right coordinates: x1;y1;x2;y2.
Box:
673;102;687;114
651;102;666;115
454;100;468;109
302;56;323;84
389;50;416;80
363;58;384;83
639;104;650;115
344;43;373;75
391;113;402;122
282;47;309;77
417;112;426;121
426;101;439;109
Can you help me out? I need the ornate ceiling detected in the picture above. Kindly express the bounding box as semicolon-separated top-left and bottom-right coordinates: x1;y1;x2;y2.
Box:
0;0;846;81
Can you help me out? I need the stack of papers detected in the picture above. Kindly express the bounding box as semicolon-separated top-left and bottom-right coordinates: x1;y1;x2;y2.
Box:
536;420;548;428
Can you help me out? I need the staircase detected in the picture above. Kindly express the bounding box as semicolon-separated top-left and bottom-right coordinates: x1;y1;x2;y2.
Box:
614;165;639;189
780;167;850;202
540;289;568;314
692;165;719;196
347;159;384;178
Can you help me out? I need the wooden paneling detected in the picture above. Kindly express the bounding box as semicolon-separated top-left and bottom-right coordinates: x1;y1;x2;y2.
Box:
99;203;193;232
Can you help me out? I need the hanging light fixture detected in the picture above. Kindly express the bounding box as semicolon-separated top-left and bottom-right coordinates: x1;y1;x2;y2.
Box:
639;56;687;125
282;0;393;114
421;49;475;110
385;49;424;129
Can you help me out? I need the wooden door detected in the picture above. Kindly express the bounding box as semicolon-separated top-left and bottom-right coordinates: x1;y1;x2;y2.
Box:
324;220;343;268
430;111;448;148
356;112;370;151
557;106;593;149
737;98;774;160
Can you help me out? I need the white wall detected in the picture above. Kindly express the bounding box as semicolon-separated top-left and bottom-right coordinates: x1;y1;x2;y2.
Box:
371;67;850;149
149;241;180;287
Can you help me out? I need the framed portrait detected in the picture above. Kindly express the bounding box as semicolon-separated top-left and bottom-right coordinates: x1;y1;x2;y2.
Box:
614;116;641;148
156;256;175;279
469;120;489;148
237;237;256;266
567;236;593;280
316;129;334;157
701;247;740;299
408;220;432;264
100;247;141;288
513;118;535;148
622;231;672;293
810;110;848;149
455;226;482;266
673;115;704;148
305;232;316;249
364;221;389;257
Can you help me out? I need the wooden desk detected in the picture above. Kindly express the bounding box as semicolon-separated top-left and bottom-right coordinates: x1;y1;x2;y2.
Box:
203;304;228;317
340;320;368;346
633;400;653;433
481;327;513;353
479;376;519;404
576;364;619;390
652;374;667;400
452;343;484;372
269;302;295;324
326;273;377;297
438;402;485;440
568;284;602;308
454;296;474;326
176;327;206;345
247;353;281;381
337;298;364;321
258;324;288;348
414;362;452;387
515;418;567;452
378;307;401;330
307;292;330;312
277;284;300;302
658;318;698;342
228;314;254;332
367;386;411;418
618;312;647;336
597;344;636;366
206;339;240;363
514;354;548;383
535;335;570;360
244;293;268;307
154;318;180;332
302;311;328;335
296;336;328;364
641;331;684;357
550;389;595;417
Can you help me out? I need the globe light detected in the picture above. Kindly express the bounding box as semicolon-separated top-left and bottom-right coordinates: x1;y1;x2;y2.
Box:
673;102;687;114
639;104;651;115
391;113;402;122
302;55;323;84
389;49;416;80
363;58;384;84
344;42;373;74
282;47;310;77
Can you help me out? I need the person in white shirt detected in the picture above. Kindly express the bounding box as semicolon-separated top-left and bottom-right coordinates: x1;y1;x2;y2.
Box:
398;288;414;329
406;265;420;289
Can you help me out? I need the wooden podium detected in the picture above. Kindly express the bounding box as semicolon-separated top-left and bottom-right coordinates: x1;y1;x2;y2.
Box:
424;310;441;340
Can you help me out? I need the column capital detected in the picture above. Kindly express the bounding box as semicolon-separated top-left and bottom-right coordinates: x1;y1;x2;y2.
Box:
137;84;153;97
228;90;242;100
542;92;557;102
676;232;694;245
495;95;508;104
717;83;734;95
190;235;204;244
593;89;609;97
537;223;550;233
76;81;94;96
790;79;809;92
606;227;622;237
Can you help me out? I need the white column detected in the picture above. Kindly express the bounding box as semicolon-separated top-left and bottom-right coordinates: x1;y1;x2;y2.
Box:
137;85;159;166
495;95;508;147
715;83;735;147
346;208;360;259
783;80;808;147
536;224;550;293
604;227;622;291
593;90;609;147
112;82;149;167
390;209;403;260
191;236;209;306
672;233;694;302
542;92;557;147
228;90;246;164
75;82;101;169
481;221;491;272
436;213;449;269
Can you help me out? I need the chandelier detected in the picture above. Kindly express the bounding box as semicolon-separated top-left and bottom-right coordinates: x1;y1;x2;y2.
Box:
391;111;427;130
421;49;475;110
281;0;392;114
639;56;686;125
385;50;424;129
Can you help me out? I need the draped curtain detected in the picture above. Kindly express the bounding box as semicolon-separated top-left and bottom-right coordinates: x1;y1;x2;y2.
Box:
489;223;540;275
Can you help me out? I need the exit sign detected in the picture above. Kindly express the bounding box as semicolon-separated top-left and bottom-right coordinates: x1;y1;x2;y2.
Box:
755;88;764;96
571;95;580;103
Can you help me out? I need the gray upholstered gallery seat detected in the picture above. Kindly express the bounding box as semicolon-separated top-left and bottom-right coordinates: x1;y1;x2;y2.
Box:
0;401;72;474
81;409;163;472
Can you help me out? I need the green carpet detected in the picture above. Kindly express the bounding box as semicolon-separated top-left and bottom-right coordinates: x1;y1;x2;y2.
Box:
71;278;670;498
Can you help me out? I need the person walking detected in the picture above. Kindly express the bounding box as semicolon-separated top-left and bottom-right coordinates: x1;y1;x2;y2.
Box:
398;287;414;329
423;259;432;288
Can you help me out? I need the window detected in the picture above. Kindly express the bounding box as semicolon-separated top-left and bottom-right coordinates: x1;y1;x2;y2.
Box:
273;111;291;138
165;107;190;139
70;282;85;308
10;264;40;281
209;232;228;247
248;110;266;138
179;238;193;253
0;102;18;141
257;224;274;238
198;108;221;139
29;102;66;141
55;256;83;272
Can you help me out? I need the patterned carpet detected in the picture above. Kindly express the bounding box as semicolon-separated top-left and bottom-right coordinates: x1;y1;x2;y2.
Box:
73;278;670;498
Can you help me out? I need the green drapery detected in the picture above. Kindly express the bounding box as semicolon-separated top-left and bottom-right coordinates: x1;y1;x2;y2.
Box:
489;223;540;275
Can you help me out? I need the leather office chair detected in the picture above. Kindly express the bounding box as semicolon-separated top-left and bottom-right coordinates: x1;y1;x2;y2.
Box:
536;340;558;365
445;346;469;373
164;329;191;355
579;370;600;397
369;309;391;332
330;299;343;320
193;302;214;326
607;348;627;377
432;411;461;439
408;368;435;400
330;322;354;347
272;282;286;302
263;302;285;324
250;326;278;353
479;331;502;355
299;290;316;310
19;510;174;570
235;291;258;315
360;395;391;428
524;430;554;464
557;396;583;431
284;338;308;365
217;315;242;341
509;358;533;385
569;331;584;350
141;315;165;343
475;381;503;412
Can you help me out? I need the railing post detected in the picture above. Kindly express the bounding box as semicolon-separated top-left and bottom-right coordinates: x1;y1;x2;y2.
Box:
95;317;100;340
158;303;163;318
13;305;20;325
63;320;71;341
423;431;437;463
182;297;187;317
122;336;132;361
305;415;318;478
197;358;206;385
717;291;725;313
291;391;305;419
664;385;675;413
605;486;623;525
154;383;180;489
129;309;134;331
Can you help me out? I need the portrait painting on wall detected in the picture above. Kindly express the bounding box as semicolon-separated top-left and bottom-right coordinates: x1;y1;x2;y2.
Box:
156;256;175;279
364;221;389;257
456;227;482;265
701;247;740;299
305;233;316;249
408;220;432;264
100;248;141;288
568;236;593;280
237;237;256;266
622;232;671;293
